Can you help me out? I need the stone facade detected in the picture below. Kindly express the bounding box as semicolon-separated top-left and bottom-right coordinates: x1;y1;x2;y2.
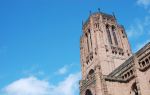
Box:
79;12;150;95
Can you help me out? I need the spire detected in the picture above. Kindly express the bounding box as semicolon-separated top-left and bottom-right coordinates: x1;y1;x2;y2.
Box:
82;20;84;26
112;12;116;20
98;8;101;13
89;10;92;16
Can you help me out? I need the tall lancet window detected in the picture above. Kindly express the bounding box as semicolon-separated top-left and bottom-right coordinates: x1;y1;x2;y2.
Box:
88;29;92;49
85;33;89;53
85;89;93;95
112;26;118;45
106;25;113;44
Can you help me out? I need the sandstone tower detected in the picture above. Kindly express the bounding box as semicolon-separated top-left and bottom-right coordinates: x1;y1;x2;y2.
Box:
79;11;150;95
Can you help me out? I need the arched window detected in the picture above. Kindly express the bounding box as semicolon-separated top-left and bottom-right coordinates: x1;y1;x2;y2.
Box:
87;69;94;79
95;23;99;28
112;25;118;45
131;82;139;95
88;69;94;75
85;89;93;95
130;70;133;75
142;61;146;67
139;62;142;67
106;24;113;44
125;74;127;78
88;29;93;49
127;72;130;77
145;58;149;64
85;33;89;53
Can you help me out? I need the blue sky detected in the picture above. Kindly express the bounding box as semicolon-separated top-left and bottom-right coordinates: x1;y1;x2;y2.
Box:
0;0;150;95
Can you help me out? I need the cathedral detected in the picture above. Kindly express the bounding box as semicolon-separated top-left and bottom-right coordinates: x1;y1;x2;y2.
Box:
79;11;150;95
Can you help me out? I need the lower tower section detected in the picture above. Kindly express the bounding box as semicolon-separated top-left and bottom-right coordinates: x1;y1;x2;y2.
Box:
79;65;107;95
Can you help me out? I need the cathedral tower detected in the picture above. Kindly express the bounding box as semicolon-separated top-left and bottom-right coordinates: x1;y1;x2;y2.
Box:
79;11;132;95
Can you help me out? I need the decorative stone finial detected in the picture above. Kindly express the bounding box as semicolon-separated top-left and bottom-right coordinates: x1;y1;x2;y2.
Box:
89;10;92;15
82;20;84;26
98;8;101;13
112;12;116;19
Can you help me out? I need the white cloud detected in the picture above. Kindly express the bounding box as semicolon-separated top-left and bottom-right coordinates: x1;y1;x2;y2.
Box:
127;16;150;52
1;73;81;95
52;73;81;95
57;66;68;75
127;19;144;38
137;0;150;8
56;64;76;75
127;16;150;38
1;77;50;95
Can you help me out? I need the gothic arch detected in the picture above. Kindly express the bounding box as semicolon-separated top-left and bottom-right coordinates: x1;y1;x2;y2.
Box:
111;25;118;45
105;24;113;44
88;69;94;75
85;89;93;95
87;69;95;79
